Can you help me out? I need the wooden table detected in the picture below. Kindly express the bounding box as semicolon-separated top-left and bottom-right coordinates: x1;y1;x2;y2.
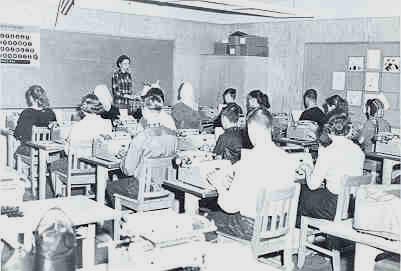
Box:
0;128;15;167
79;156;120;204
366;152;400;184
25;141;65;200
2;196;121;270
275;137;318;152
164;180;218;215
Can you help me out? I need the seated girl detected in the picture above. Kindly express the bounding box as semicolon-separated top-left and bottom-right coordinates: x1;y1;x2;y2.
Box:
358;98;391;152
14;85;57;157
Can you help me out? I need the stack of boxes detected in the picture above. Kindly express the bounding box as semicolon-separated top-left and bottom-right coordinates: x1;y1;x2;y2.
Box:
214;31;268;57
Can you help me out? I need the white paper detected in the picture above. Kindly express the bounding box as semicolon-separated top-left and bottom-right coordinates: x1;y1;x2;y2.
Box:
348;56;364;71
383;57;400;72
367;49;381;69
332;72;345;90
364;93;390;110
365;72;380;92
346;91;362;106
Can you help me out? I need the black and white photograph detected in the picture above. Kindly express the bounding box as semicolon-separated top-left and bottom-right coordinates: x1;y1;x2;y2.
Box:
0;1;400;271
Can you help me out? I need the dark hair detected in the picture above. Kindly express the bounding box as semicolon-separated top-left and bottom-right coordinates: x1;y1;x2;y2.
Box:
247;90;270;109
80;94;104;114
143;94;163;111
116;54;130;68
365;98;384;119
223;88;237;103
303;89;318;101
25;85;50;108
247;107;273;130
143;87;165;103
221;103;242;123
325;95;348;115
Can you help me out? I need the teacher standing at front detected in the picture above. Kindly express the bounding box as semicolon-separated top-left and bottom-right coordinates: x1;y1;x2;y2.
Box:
112;54;133;109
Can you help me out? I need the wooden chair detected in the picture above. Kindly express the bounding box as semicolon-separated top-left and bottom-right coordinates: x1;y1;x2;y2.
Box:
251;184;301;270
16;126;51;198
217;185;300;271
113;156;176;213
51;150;96;198
297;175;373;271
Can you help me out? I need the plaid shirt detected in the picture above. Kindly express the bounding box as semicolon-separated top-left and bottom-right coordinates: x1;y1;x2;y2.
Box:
111;69;133;107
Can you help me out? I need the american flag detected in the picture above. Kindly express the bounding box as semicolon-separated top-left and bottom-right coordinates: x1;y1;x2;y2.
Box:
59;0;75;15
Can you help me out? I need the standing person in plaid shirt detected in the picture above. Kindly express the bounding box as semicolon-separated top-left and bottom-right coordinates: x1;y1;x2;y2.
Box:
112;54;133;108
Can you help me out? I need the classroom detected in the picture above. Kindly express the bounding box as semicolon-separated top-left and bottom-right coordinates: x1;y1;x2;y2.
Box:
0;0;399;270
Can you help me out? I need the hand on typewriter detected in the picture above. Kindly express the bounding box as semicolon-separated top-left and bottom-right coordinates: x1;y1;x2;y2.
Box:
206;168;234;191
116;148;128;159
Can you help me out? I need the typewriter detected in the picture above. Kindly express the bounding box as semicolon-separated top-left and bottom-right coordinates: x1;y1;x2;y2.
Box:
114;115;138;134
92;132;131;162
286;120;319;141
272;113;290;140
374;132;400;156
109;210;216;271
176;130;216;152
176;151;231;190
50;121;76;143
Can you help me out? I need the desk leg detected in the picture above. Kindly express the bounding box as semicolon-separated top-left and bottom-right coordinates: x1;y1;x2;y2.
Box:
382;159;397;184
184;193;199;215
96;166;108;204
82;223;96;269
354;243;381;271
6;134;12;167
38;149;48;200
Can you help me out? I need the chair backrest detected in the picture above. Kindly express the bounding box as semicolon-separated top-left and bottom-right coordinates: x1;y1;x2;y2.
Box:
253;184;300;240
31;126;51;142
137;156;175;202
334;174;373;221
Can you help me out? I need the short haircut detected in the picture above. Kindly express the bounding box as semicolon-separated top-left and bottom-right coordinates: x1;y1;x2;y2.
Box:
247;107;273;130
80;94;104;114
303;89;318;101
365;98;384;118
143;87;165;103
325;94;349;115
25;85;50;108
221;103;242;123
116;54;130;68
223;88;236;101
248;90;270;109
143;94;163;111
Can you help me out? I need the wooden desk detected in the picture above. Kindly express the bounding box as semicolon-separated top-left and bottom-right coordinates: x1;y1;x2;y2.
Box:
25;141;65;200
366;152;400;184
164;180;218;215
0;128;15;167
275;137;318;152
79;157;120;204
3;196;121;269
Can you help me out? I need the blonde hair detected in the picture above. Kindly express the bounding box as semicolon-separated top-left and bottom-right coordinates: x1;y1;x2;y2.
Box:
25;85;50;108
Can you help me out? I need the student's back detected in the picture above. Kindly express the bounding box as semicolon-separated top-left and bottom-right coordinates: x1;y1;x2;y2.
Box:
15;108;56;142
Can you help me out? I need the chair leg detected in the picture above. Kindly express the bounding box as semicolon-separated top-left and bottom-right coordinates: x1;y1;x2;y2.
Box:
284;249;294;271
297;217;308;269
332;250;341;271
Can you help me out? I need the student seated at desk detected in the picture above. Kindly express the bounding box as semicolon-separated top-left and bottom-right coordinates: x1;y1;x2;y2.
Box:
50;94;112;176
93;84;120;124
242;90;270;149
296;113;364;227
172;82;202;129
106;94;176;205
138;86;176;132
322;94;349;125
213;103;243;164
206;107;297;240
213;88;243;128
299;89;325;127
358;98;391;152
14;85;57;157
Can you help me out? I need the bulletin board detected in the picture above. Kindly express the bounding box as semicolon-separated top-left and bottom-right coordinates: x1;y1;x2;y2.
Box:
0;29;174;108
303;42;400;128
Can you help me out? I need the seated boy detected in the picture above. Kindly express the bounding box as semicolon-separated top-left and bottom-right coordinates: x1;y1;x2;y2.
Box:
213;103;243;164
207;108;298;240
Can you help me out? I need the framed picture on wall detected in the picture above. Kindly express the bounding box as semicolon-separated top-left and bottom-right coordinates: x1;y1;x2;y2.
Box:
347;91;362;106
383;57;400;72
364;72;380;92
348;56;364;71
